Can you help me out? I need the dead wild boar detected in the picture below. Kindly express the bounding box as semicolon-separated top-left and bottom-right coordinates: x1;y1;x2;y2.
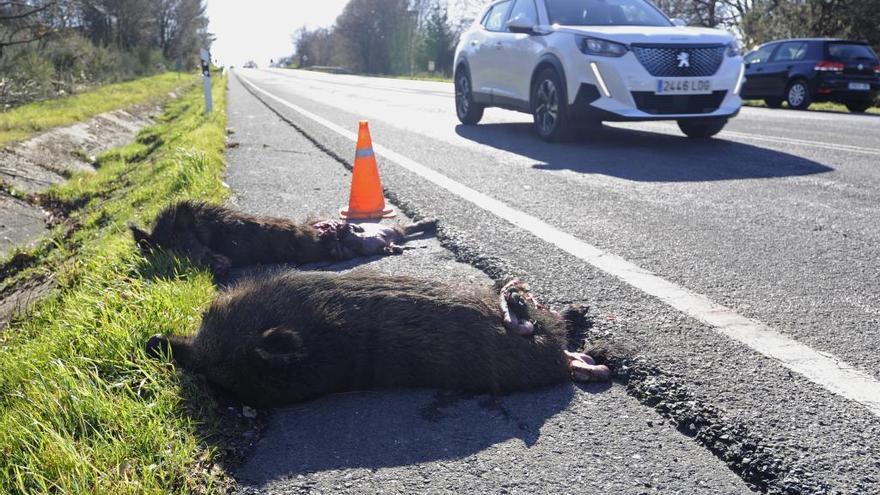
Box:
146;270;612;408
128;201;436;276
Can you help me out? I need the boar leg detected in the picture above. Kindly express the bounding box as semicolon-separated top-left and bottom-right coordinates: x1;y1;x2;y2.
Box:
565;351;611;382
177;233;232;276
403;218;438;236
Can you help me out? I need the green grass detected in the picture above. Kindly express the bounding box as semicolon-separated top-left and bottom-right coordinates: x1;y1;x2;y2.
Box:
0;72;197;147
387;72;452;83
0;75;231;494
743;99;880;115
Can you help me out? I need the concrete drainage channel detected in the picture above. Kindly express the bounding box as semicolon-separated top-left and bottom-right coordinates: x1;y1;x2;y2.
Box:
239;77;830;495
0;106;158;327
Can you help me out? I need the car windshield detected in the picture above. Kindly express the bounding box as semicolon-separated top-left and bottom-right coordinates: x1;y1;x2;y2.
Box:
545;0;672;26
827;43;878;61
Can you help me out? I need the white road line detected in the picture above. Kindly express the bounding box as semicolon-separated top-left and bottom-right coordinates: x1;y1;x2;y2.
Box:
635;121;880;156
239;73;880;418
720;130;880;156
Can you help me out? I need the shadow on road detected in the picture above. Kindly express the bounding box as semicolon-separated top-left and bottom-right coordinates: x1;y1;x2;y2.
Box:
456;123;834;182
234;384;603;484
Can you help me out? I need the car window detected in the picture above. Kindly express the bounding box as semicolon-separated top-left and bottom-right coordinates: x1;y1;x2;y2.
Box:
744;44;776;64
772;42;808;62
545;0;671;26
507;0;538;28
827;43;878;61
483;1;513;31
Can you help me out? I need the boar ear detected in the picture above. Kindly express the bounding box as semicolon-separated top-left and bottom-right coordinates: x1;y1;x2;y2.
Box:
254;327;302;369
129;223;153;250
173;202;196;230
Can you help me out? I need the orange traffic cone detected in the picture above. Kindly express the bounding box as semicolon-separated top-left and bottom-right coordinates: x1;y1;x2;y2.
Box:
340;121;396;220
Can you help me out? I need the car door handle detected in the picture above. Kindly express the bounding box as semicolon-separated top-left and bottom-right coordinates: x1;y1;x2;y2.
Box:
470;40;479;46
494;42;503;49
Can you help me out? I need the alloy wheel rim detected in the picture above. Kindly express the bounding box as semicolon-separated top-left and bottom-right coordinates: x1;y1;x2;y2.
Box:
535;79;558;134
456;76;470;116
789;83;806;107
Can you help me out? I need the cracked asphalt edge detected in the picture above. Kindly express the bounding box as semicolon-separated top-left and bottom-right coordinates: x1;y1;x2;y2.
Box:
235;73;830;495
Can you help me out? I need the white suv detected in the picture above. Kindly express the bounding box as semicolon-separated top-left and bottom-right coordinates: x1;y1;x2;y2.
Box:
453;0;745;140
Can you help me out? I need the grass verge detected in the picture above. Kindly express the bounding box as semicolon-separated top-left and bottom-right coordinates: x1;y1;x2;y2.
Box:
0;75;233;494
743;99;880;115
0;72;197;147
386;72;452;82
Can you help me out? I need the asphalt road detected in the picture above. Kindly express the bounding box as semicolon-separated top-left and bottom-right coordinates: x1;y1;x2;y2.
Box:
227;68;880;494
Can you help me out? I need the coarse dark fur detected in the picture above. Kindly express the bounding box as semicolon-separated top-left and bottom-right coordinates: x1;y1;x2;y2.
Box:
147;271;609;408
128;201;436;276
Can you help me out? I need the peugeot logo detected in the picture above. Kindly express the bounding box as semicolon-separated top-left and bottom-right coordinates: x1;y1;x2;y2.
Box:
677;52;690;68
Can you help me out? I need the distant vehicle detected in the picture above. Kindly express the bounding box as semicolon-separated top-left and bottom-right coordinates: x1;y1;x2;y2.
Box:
453;0;745;140
243;61;258;69
741;38;880;113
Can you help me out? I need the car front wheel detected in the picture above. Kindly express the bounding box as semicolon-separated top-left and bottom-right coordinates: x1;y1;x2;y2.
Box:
845;100;872;113
531;68;572;142
677;118;728;139
786;80;811;110
455;70;484;125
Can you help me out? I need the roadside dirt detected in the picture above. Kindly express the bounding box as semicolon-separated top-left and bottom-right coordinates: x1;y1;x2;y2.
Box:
0;106;158;194
0;275;54;330
0;104;159;328
0;194;47;256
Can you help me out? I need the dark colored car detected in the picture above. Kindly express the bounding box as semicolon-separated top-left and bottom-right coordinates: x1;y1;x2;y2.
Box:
741;38;880;113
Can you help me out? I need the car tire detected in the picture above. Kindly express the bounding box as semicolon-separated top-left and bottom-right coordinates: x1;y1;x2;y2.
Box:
845;100;872;113
785;80;811;110
531;68;572;142
677;118;728;139
765;97;784;108
455;69;484;125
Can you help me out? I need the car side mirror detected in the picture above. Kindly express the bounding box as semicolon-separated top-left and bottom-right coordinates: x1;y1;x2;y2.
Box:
507;16;536;34
671;18;687;27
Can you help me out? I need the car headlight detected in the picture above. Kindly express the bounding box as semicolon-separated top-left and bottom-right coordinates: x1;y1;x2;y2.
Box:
726;40;741;57
578;37;628;57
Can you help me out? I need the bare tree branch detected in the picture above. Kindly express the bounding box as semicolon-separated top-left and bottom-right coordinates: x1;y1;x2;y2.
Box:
0;1;55;22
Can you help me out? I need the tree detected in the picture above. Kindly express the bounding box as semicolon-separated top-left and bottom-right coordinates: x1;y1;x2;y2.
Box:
334;0;410;74
736;0;880;49
163;0;209;65
1;0;212;106
0;1;58;57
293;26;337;67
420;2;454;74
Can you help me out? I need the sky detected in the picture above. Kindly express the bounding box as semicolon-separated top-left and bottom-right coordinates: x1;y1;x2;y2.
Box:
206;1;351;67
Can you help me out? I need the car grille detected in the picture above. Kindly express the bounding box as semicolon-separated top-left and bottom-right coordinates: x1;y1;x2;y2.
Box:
631;91;727;115
631;45;726;77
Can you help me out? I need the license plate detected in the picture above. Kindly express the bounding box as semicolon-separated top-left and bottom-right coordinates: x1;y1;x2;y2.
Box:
848;82;871;91
656;79;712;95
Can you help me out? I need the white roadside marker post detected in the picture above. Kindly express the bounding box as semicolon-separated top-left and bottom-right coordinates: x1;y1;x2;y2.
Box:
200;48;213;115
